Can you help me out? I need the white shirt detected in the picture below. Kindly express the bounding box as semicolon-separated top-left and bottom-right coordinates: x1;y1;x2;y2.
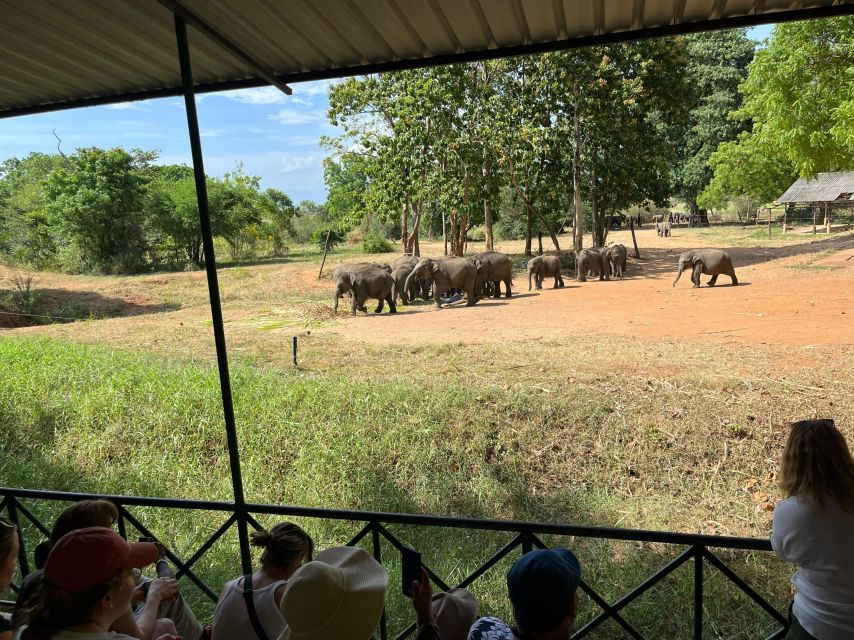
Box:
212;575;288;640
771;495;854;640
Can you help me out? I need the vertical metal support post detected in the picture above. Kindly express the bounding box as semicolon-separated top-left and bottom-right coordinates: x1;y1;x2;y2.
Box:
7;498;30;576
371;524;388;640
521;531;533;554
694;546;703;640
174;14;252;575
292;336;298;366
117;511;127;539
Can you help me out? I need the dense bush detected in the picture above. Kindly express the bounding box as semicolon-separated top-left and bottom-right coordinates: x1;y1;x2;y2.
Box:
361;232;393;253
311;227;343;251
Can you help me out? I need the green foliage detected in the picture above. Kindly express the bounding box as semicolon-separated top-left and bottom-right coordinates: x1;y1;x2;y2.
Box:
739;17;854;176
311;227;342;251
361;232;393;253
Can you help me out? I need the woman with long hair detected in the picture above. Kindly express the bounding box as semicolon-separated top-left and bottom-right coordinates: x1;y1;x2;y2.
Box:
15;526;178;640
771;419;854;640
212;522;313;639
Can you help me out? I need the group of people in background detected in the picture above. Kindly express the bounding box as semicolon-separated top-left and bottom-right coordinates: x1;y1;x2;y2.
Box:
1;418;852;640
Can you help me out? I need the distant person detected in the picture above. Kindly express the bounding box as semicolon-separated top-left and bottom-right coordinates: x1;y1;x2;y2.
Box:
14;527;179;640
212;522;313;639
468;548;581;640
277;546;387;640
411;566;479;640
771;419;854;640
14;500;200;640
1;518;20;640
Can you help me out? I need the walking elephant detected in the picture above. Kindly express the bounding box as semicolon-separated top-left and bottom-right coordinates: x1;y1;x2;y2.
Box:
606;244;627;279
673;250;738;288
390;255;430;304
472;251;513;298
404;256;478;308
576;248;609;282
332;262;396;315
527;255;564;290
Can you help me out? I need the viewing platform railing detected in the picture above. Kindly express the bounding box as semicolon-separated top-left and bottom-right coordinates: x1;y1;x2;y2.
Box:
1;486;787;640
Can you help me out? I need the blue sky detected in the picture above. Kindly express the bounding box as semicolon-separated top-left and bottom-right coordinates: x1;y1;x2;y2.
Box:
0;25;774;205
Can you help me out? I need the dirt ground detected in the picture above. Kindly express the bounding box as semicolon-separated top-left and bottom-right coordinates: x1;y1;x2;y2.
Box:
2;227;852;349
322;228;854;348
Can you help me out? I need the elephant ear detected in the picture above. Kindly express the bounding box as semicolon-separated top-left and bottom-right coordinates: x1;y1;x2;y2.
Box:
349;274;358;286
691;255;703;267
430;261;440;273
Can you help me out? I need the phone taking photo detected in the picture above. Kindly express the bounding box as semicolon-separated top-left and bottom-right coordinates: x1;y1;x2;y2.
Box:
400;544;422;597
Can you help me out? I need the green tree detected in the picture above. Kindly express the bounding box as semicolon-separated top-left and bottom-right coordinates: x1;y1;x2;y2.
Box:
740;16;854;175
45;147;155;273
671;30;755;220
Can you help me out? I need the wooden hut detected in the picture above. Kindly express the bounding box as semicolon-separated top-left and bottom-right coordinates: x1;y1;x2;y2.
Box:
776;171;854;233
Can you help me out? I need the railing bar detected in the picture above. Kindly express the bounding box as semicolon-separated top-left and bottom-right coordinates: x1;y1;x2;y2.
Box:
764;628;788;640
346;522;374;547
117;511;127;539
0;488;773;550
392;621;416;639
531;533;548;549
118;506;219;602
371;522;452;592
371;525;388;640
458;533;524;589
176;514;237;578
702;548;788;626
574;546;695;637
694;546;703;640
572;578;646;640
6;498;29;577
522;531;533;554
245;513;264;531
9;499;51;537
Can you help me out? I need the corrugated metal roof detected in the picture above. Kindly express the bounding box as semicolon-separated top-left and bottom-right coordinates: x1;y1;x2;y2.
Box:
1;0;852;117
777;171;854;203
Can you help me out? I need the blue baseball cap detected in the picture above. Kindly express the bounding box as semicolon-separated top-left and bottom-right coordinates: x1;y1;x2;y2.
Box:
507;548;581;632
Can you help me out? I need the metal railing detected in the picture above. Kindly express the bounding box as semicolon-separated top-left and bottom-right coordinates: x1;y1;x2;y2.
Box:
1;487;788;640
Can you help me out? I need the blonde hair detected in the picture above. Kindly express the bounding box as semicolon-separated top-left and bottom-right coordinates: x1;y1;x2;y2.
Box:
251;522;313;571
779;419;854;513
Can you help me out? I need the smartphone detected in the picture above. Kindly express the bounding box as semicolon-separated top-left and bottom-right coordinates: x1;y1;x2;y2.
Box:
139;536;166;560
400;544;422;598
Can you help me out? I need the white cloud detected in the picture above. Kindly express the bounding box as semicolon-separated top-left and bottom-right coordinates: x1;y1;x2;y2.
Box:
281;154;319;173
217;87;289;105
201;128;227;138
295;79;336;96
105;102;148;111
268;108;324;125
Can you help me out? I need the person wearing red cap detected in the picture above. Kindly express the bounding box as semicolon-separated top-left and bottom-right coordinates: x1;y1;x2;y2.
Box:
14;527;179;640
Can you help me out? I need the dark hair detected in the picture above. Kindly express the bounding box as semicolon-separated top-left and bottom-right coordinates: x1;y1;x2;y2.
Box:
1;517;17;562
19;569;125;640
250;522;313;571
780;419;854;512
49;500;118;546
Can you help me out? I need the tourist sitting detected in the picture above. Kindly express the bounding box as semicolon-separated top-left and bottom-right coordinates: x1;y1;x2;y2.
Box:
771;419;854;640
14;500;201;640
14;527;179;640
277;546;387;640
212;522;313;639
411;567;479;640
468;548;581;640
1;518;20;640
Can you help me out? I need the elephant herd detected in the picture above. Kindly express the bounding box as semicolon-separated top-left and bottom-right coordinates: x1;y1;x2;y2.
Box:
332;246;738;315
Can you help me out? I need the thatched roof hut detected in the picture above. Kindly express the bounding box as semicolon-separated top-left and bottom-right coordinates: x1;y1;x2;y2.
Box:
777;171;854;205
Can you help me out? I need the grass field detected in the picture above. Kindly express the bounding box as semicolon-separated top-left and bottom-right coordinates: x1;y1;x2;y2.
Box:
1;225;852;638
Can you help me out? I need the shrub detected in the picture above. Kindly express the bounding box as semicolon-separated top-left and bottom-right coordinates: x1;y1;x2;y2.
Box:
311;227;343;251
466;226;486;242
361;232;393;254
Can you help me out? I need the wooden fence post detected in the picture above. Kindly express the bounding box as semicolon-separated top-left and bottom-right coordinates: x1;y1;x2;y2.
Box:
783;208;787;234
812;204;817;234
767;207;772;236
318;229;332;279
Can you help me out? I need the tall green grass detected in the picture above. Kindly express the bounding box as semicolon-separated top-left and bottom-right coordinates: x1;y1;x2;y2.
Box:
0;337;791;636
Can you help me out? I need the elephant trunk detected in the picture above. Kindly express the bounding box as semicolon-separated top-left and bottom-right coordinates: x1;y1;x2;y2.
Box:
673;263;684;287
527;265;533;291
403;268;420;297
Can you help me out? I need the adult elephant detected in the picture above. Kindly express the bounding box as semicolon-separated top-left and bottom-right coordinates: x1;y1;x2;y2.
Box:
673;250;738;288
332;262;396;315
527;255;564;290
472;251;513;298
606;244;627;280
576;248;609;282
390;255;430;304
404;256;478;308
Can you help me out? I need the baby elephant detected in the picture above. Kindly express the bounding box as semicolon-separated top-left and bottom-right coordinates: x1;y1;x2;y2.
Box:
576;248;609;282
673;250;738;288
527;255;564;290
332;262;397;315
606;244;627;279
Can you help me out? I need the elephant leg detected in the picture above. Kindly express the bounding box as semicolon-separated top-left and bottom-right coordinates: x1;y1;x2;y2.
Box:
492;280;501;299
707;274;719;287
537;273;544;290
465;276;477;306
729;271;739;286
692;263;703;288
387;294;397;313
350;293;358;316
504;277;512;298
375;297;385;313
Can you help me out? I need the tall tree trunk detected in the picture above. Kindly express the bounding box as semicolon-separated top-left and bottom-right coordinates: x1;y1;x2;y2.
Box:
525;203;534;257
401;193;410;253
406;201;423;256
572;108;584;252
591;173;602;248
687;196;698;228
483;157;495;251
442;213;448;255
537;232;543;255
449;211;458;256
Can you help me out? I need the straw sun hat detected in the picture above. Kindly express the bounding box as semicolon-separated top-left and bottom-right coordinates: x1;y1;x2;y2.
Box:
278;546;388;640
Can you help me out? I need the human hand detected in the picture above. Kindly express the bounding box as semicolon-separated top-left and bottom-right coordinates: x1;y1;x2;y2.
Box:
147;577;179;604
411;567;433;625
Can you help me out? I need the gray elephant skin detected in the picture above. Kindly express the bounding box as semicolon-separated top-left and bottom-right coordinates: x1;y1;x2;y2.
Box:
472;251;513;298
390;255;430;304
404;256;478;308
576;247;610;282
527;255;564;290
332;262;397;315
673;249;738;288
606;244;627;280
